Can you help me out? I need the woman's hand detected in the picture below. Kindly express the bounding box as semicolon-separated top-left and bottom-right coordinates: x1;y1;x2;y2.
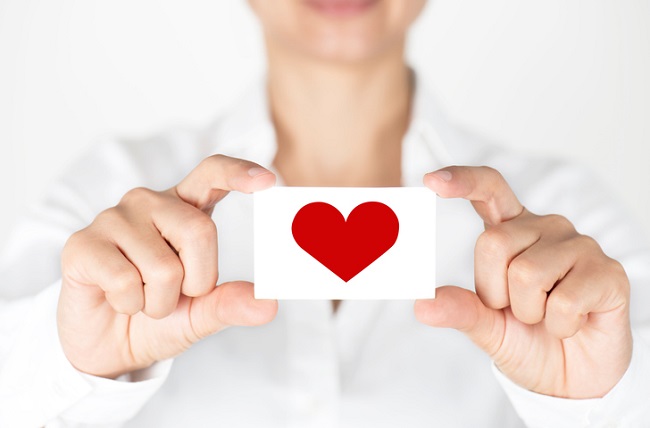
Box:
58;155;278;379
415;166;632;399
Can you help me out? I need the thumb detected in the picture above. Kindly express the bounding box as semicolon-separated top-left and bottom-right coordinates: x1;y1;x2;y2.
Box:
174;154;276;213
188;281;278;340
423;166;524;227
414;286;505;356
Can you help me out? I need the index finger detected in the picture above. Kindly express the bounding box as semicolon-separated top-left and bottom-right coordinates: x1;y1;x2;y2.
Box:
174;154;276;212
423;166;524;226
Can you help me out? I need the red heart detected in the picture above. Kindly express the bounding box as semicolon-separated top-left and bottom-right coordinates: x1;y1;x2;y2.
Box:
291;201;399;282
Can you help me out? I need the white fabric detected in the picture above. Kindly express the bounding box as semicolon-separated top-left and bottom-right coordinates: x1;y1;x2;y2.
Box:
1;77;649;427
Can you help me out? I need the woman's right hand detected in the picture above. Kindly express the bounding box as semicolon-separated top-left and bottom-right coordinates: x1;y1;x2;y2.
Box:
57;155;278;379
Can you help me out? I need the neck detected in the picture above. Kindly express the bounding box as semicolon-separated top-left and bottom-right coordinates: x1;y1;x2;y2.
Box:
267;41;412;187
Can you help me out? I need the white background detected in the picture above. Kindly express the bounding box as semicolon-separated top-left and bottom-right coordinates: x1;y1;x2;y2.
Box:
1;0;649;244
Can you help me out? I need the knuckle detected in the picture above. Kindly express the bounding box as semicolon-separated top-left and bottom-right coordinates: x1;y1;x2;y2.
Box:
604;258;630;296
608;258;628;280
186;215;218;241
61;230;90;268
480;165;500;177
476;228;511;259
481;166;506;184
508;257;540;286
94;207;125;226
203;154;229;170
63;229;87;253
547;290;581;317
148;256;184;286
112;269;142;294
120;187;157;206
572;234;601;252
208;153;227;162
542;214;575;234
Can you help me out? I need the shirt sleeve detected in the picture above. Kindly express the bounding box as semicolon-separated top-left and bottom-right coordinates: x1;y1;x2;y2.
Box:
493;331;650;427
0;138;193;427
489;161;650;427
0;281;173;428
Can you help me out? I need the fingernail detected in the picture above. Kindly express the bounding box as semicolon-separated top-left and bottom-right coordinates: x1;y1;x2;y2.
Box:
248;167;269;177
431;170;452;182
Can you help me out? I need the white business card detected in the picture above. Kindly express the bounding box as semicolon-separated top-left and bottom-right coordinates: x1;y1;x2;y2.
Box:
254;187;436;300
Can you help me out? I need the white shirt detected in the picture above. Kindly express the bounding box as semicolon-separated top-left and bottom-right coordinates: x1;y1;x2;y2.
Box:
1;78;650;428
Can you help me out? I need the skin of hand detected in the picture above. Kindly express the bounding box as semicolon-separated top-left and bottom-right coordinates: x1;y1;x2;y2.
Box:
58;155;278;379
415;166;633;399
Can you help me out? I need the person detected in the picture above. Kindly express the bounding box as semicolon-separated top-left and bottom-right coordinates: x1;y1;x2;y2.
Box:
1;0;649;426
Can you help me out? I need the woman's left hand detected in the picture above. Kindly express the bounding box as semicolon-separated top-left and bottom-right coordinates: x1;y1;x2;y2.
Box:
415;166;632;399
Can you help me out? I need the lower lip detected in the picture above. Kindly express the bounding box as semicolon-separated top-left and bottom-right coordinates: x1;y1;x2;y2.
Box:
304;0;379;18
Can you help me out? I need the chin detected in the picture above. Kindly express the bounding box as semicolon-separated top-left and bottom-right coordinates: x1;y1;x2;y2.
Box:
303;29;400;63
251;0;426;64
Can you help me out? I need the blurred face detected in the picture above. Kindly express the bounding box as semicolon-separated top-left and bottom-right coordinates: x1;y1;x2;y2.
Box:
248;0;427;63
